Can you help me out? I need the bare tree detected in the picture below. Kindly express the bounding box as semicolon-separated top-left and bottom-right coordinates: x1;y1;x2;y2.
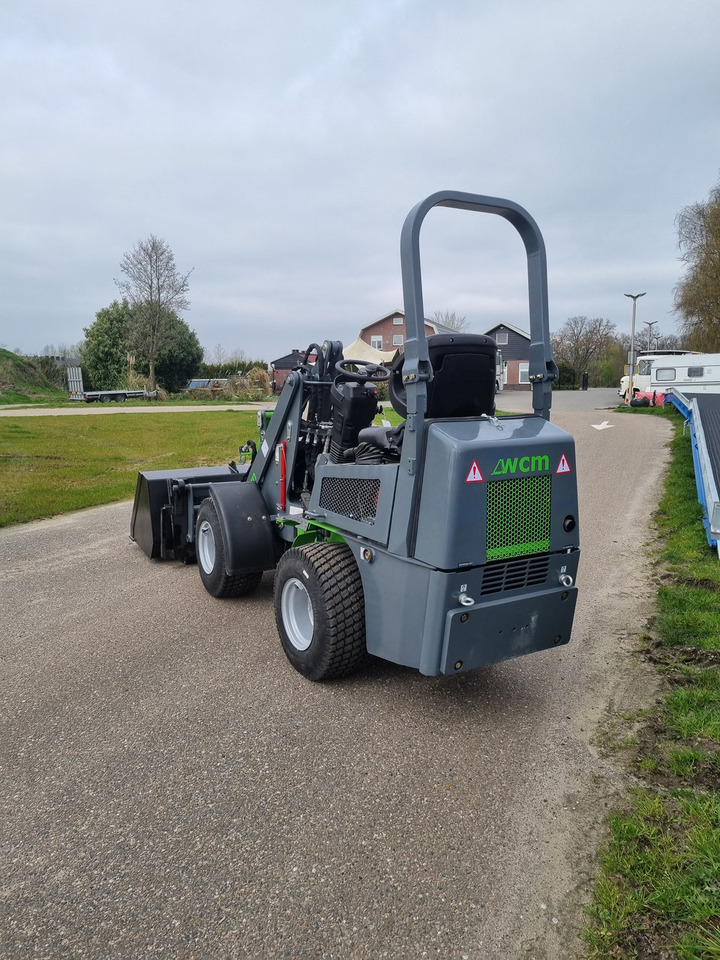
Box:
655;332;685;351
207;343;227;365
41;342;82;360
430;310;470;332
115;235;193;390
551;316;616;387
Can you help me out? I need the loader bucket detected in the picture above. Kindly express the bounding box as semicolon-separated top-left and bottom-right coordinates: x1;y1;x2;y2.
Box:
130;466;247;560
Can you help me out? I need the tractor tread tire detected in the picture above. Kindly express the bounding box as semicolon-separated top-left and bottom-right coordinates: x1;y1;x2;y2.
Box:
196;499;263;598
274;541;367;681
220;569;263;598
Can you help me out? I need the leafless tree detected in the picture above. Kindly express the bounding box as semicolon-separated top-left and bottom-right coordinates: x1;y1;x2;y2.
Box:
551;316;617;386
430;310;470;332
41;342;82;360
115;235;193;390
655;332;685;351
207;343;228;365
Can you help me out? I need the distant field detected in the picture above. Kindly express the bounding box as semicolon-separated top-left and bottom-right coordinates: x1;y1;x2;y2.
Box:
0;411;259;526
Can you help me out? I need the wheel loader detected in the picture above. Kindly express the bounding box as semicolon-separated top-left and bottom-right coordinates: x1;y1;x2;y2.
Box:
130;191;580;680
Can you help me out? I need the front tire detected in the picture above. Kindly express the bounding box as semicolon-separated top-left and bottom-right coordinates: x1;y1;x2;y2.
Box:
274;542;367;681
195;499;263;598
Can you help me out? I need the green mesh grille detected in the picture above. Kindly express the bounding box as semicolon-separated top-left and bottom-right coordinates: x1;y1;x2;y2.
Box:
486;475;552;561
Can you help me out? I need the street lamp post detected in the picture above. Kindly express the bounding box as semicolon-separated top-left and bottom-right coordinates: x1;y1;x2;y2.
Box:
643;320;658;351
624;292;646;401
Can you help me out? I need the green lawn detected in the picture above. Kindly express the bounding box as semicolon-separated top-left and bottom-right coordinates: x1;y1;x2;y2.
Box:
0;411;259;525
584;407;720;959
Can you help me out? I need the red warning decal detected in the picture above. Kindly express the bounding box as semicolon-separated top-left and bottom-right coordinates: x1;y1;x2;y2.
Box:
556;453;572;474
466;461;484;483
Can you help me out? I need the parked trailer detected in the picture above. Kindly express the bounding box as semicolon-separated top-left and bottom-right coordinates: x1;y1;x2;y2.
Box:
67;366;157;403
651;355;720;556
656;355;720;557
81;389;157;403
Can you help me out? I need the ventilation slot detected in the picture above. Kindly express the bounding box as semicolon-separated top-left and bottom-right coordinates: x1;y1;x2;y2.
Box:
319;477;380;525
480;555;550;595
486;475;552;561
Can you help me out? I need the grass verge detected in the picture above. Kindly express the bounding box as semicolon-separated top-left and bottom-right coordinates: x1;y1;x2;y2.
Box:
0;411;259;526
0;405;400;526
0;348;68;405
584;406;720;958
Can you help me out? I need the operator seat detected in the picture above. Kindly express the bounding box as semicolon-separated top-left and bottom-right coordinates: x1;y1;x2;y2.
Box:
355;333;498;461
388;333;498;419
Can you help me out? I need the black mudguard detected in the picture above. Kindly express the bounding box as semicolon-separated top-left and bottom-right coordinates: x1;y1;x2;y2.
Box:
209;481;281;575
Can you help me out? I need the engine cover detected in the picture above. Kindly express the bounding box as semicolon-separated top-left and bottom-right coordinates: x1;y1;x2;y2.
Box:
413;415;579;569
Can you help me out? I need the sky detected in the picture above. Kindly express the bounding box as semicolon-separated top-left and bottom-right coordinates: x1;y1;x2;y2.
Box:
1;0;719;362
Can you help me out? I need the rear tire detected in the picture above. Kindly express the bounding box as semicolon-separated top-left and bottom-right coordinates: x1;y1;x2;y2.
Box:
195;499;263;598
274;542;367;681
100;394;111;403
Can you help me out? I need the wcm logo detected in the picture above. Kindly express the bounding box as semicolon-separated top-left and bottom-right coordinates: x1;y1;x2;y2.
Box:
491;454;549;476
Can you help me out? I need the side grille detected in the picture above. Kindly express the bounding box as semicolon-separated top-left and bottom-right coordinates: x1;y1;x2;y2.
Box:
480;554;550;595
486;475;552;561
319;477;380;525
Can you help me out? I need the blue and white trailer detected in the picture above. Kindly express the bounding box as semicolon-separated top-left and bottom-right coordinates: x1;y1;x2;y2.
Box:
655;355;720;556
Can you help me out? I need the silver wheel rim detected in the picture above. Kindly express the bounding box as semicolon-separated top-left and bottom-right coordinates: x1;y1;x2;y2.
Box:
197;519;216;574
281;577;314;651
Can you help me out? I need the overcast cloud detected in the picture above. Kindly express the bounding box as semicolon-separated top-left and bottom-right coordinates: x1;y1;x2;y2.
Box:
1;0;719;361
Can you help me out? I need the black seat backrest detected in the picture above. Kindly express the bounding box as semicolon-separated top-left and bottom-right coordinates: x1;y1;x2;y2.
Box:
389;333;498;418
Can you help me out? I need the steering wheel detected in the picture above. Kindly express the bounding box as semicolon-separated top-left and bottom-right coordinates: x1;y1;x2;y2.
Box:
335;360;390;384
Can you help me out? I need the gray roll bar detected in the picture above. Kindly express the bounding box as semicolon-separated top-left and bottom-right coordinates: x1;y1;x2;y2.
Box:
400;190;557;421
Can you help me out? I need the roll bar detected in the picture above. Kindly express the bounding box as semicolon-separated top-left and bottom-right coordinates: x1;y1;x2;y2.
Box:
400;190;557;421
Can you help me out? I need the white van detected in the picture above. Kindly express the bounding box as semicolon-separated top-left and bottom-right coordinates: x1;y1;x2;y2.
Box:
619;350;697;400
650;354;720;395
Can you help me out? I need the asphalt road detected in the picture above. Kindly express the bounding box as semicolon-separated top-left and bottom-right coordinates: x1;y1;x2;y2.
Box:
0;402;267;417
0;402;672;960
0;388;621;418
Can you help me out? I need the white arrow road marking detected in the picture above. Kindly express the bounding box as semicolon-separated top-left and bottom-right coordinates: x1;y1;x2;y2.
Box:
591;421;615;430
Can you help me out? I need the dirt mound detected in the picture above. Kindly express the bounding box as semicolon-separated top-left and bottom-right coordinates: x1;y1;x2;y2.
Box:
0;349;67;404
